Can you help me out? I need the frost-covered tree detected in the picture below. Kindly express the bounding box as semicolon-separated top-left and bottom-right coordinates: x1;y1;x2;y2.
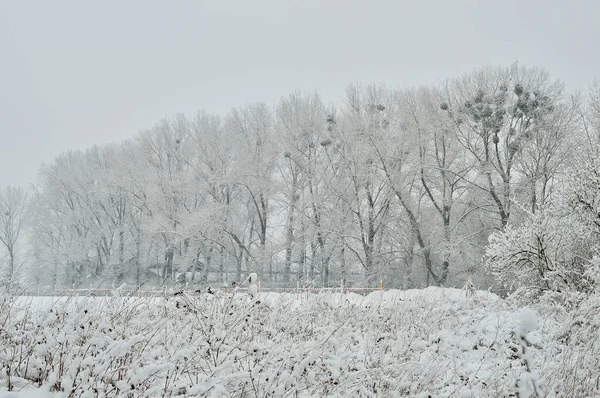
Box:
35;153;97;285
188;111;247;283
441;64;565;227
24;63;591;290
227;104;278;280
0;185;27;285
332;85;397;284
399;87;480;285
137;115;194;282
276;92;333;285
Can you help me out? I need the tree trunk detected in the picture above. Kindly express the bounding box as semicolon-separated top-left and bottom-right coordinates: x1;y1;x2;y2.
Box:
117;228;125;283
283;197;297;283
6;247;14;283
203;246;212;283
163;247;174;283
340;244;346;286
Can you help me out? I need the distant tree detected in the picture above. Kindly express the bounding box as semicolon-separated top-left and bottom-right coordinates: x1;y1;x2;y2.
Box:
587;80;600;138
441;64;565;227
188;111;247;283
227;104;278;280
277;92;333;285
334;84;396;285
0;185;28;285
401;87;478;285
24;63;591;291
137;115;193;283
35;152;100;285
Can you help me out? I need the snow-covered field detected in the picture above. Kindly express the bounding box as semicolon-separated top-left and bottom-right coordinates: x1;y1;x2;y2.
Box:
0;287;598;397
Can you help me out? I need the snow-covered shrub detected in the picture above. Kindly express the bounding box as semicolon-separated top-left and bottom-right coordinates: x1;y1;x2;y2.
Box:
3;286;600;397
487;152;600;301
524;256;600;395
0;288;510;396
566;153;600;230
545;290;600;396
584;255;600;290
486;210;594;300
514;308;541;397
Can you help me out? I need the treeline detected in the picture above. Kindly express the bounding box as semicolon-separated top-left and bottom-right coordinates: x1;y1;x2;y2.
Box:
15;63;600;290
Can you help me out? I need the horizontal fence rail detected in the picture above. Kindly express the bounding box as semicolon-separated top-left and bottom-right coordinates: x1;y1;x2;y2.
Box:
21;280;388;298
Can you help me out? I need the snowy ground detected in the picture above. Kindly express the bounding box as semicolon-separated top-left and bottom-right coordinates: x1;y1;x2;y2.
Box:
0;287;598;397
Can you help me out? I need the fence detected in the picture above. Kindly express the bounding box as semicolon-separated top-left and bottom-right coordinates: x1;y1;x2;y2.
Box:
27;279;386;298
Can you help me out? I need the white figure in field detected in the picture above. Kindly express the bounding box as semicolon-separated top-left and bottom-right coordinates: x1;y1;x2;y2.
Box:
248;283;258;298
246;272;258;299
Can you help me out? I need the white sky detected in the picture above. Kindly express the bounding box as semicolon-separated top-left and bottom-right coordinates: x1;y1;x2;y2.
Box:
1;0;599;188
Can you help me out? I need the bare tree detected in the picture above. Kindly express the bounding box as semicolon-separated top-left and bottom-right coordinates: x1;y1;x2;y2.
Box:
277;92;333;285
0;185;28;284
335;84;396;284
401;87;477;284
441;64;564;227
227;103;278;280
515;94;582;213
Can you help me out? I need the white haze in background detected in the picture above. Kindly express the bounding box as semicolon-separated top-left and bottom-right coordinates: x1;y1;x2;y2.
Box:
1;0;600;187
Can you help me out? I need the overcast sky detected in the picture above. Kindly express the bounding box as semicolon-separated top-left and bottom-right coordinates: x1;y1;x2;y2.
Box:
1;0;599;188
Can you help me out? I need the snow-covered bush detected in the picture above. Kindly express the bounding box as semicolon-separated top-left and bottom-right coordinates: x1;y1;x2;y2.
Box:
584;255;600;289
543;288;600;397
487;153;600;300
1;286;599;397
486;209;594;300
0;288;511;396
514;308;541;397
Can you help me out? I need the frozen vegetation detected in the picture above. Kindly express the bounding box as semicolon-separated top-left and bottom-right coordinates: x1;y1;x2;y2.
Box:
2;63;600;396
1;287;599;397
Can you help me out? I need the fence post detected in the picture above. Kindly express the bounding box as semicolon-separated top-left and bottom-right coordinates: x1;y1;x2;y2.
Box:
380;280;383;296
